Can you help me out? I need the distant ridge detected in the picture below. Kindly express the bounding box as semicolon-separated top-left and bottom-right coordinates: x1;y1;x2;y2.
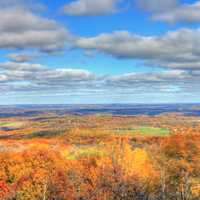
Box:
0;103;200;118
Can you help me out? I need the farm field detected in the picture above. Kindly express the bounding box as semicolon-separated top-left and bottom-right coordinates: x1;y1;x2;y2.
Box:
113;127;170;136
0;121;23;128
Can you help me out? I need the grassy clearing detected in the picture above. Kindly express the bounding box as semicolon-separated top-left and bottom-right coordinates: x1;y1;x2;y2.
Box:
63;147;106;160
0;122;24;128
113;127;170;137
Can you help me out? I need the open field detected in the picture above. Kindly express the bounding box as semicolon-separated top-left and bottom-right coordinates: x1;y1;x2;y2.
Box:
113;126;170;136
0;121;24;128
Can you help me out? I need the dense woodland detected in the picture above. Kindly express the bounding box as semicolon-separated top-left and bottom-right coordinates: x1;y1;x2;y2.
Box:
0;114;200;200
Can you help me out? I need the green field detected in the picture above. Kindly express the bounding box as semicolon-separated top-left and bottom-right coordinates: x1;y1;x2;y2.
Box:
64;147;106;160
0;122;23;128
113;127;170;136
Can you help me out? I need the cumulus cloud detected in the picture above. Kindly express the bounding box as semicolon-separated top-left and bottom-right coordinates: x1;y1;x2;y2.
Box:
152;1;200;24
75;29;200;70
0;0;29;8
138;0;200;24
0;61;97;92
0;62;44;72
106;70;189;89
7;53;36;62
0;0;47;12
104;70;200;99
61;0;121;16
137;0;179;12
0;8;71;52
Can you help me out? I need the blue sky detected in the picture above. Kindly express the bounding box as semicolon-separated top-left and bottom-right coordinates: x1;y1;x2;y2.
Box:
0;0;200;104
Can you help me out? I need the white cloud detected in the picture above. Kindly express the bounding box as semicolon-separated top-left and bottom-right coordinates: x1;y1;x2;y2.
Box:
0;61;199;97
152;1;200;24
7;53;36;62
75;29;200;70
0;61;96;87
138;0;200;24
61;0;121;16
0;8;71;52
137;0;179;12
0;62;44;72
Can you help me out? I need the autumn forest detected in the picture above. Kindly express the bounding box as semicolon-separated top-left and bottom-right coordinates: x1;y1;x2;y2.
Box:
0;110;199;200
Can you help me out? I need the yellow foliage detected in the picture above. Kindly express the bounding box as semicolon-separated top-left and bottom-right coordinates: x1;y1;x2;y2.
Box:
191;179;200;198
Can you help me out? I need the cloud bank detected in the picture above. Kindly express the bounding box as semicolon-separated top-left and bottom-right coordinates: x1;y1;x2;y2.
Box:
75;29;200;70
